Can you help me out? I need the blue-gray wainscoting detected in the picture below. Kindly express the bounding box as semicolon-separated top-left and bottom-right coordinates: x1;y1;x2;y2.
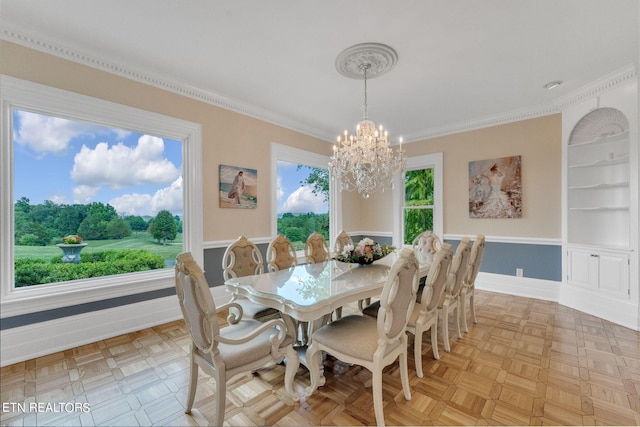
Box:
445;239;561;281
1;236;560;330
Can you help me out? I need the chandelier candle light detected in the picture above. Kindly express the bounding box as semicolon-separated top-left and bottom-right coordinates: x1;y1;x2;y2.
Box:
329;43;405;198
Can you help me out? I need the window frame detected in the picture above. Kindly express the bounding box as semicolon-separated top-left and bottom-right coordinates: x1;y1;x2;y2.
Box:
392;152;443;248
270;142;340;255
0;75;203;317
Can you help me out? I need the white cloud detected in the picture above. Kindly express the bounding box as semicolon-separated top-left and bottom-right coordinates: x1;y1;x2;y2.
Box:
280;185;326;214
108;193;151;216
110;176;183;216
48;195;69;205
15;110;88;155
73;185;100;204
71;135;179;189
276;175;284;204
150;176;183;215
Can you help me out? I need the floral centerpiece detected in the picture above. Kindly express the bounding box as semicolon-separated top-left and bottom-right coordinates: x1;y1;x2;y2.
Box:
61;235;84;244
335;237;395;265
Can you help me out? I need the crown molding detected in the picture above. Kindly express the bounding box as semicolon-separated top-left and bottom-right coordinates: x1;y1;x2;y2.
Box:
553;63;638;110
402;103;562;143
3;26;637;146
1;26;331;142
403;63;638;143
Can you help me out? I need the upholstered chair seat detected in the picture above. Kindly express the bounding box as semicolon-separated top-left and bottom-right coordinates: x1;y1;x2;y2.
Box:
307;249;419;427
175;252;299;426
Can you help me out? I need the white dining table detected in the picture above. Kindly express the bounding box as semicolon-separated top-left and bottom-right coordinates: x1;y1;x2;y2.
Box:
224;253;429;397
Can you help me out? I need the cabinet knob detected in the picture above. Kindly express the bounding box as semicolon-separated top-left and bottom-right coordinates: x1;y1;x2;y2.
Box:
590;254;599;257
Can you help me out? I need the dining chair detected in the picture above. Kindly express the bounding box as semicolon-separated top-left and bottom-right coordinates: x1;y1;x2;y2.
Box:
266;234;297;272
306;249;419;427
222;235;280;320
332;230;357;319
266;234;311;343
175;252;299;426
412;230;442;273
363;243;453;377
305;231;330;264
439;237;471;353
333;230;353;255
460;234;486;333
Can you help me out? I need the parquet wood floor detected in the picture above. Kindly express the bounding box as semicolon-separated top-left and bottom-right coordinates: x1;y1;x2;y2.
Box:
2;290;639;426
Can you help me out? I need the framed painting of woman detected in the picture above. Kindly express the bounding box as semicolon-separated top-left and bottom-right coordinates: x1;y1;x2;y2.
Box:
469;155;521;218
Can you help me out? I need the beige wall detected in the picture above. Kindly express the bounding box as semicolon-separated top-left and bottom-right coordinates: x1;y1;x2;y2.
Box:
346;115;562;239
2;41;561;241
1;41;332;242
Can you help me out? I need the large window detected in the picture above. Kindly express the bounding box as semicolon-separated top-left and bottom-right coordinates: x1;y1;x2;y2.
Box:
271;143;340;253
1;76;202;316
392;153;443;248
403;168;435;244
13;110;183;287
276;160;329;250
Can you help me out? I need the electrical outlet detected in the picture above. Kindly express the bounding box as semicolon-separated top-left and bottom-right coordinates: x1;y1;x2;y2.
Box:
516;268;524;277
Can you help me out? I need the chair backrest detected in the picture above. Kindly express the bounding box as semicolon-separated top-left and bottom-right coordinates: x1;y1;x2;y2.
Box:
412;231;442;268
333;230;353;254
175;252;219;354
421;243;453;312
305;232;330;264
465;235;486;287
222;235;264;280
376;248;419;343
266;234;297;272
445;238;472;298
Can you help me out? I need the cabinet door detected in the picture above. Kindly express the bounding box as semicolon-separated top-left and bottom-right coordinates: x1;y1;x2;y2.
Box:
567;249;598;289
598;252;630;298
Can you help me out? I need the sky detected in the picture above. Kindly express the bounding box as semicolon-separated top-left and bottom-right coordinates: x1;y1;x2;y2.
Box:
13;109;328;217
13;109;183;217
276;160;328;215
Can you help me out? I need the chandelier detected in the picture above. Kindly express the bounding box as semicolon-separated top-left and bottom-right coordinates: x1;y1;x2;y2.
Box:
329;43;405;199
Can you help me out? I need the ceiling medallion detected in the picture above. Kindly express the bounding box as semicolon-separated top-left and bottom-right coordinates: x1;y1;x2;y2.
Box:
329;43;405;199
335;43;398;79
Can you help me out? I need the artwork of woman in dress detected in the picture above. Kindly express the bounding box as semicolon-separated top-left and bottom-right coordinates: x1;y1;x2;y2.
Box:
469;155;522;218
219;165;257;209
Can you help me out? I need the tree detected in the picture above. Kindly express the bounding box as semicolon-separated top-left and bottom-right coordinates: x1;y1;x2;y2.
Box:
125;215;148;231
54;204;88;237
403;168;435;244
150;210;177;245
106;218;132;239
15;197;31;214
174;215;183;233
297;166;329;203
77;202;119;240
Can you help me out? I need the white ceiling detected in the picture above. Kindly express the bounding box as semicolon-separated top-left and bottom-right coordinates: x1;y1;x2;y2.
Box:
2;0;638;143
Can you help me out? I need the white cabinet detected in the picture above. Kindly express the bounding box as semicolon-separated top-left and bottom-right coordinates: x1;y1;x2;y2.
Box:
567;247;629;299
561;72;638;329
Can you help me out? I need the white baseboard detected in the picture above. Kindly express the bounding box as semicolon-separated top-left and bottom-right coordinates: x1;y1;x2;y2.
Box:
559;284;639;331
0;295;183;367
475;272;561;302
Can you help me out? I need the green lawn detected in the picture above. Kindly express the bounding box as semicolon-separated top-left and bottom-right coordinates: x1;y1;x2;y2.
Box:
14;232;183;261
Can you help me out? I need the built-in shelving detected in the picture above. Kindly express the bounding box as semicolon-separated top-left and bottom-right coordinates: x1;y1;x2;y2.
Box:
568;130;628;147
569;206;629;211
568;181;629;190
560;74;638;329
566;106;630;250
568;155;629;168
